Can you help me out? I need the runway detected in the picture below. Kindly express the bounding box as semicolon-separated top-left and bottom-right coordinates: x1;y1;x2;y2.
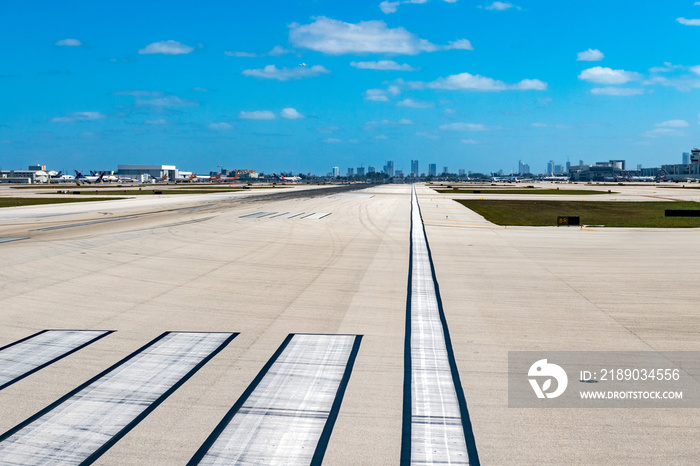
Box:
0;183;698;464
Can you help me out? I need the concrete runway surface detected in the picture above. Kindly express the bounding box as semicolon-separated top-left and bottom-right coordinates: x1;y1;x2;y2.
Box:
0;183;698;464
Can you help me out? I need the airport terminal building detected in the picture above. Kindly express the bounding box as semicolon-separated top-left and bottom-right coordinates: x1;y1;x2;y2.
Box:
117;164;179;182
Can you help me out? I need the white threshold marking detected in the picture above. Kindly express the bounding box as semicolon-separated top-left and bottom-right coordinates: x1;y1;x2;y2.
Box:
0;332;236;465
271;212;304;219
240;212;276;218
330;194;375;199
302;212;331;219
190;334;361;466
409;186;470;465
0;330;112;390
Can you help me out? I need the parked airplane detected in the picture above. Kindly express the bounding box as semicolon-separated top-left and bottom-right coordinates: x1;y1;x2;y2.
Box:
49;171;76;182
539;175;570;182
74;171;105;184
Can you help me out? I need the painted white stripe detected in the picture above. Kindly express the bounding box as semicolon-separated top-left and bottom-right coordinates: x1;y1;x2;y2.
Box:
410;187;469;465
0;332;234;465
330;194;374;199
302;212;331;219
240;212;276;218
196;334;356;465
271;212;304;219
0;330;110;389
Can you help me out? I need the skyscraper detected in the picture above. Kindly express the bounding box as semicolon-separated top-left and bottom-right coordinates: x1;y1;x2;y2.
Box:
357;166;365;176
411;160;419;177
332;166;339;177
428;163;437;176
384;161;394;176
683;152;690;165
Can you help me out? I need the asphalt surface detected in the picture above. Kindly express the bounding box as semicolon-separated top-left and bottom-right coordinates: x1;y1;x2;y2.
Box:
0;182;698;464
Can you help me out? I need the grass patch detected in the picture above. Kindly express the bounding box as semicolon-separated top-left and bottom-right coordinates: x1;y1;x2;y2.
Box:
455;199;700;227
436;188;611;195
0;197;126;208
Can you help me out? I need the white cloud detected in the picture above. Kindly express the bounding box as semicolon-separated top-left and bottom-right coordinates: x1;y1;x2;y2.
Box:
577;48;604;62
209;122;234;130
439;122;488;131
364;89;391;101
461;139;480;144
324;138;343;143
643;128;685;138
380;1;400;13
225;45;290;58
139;40;194;55
374;134;389;139
445;39;474;50
656;120;689;128
51;111;105;123
532;122;548;128
380;0;454;14
578;66;640;84
242;64;330;81
481;2;520;10
649;62;684;73
689;65;700;75
351;60;416;71
239;110;277;120
225;51;258;57
280;108;305;119
422;72;546;91
365;119;413;129
289;17;470;55
268;45;290;56
677;18;700;26
590;87;643;96
397;98;435;108
136;96;197;107
55;38;82;47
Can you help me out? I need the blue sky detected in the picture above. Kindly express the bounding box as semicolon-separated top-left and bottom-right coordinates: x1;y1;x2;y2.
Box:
2;1;700;175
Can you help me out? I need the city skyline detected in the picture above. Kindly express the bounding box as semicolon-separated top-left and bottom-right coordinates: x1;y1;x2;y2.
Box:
3;2;700;173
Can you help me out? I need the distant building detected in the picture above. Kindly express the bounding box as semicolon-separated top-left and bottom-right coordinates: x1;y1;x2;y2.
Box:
428;163;437;176
568;160;626;181
411;160;419;177
367;166;376;174
384;161;394;176
547;160;555;175
554;164;564;174
347;167;354;176
609;159;625;170
458;169;466;176
357;166;365;176
565;161;571;172
117;164;178;181
395;170;404;178
683;152;690;165
332;166;340;177
443;166;449;175
691;149;700;163
518;160;530;174
579;159;584;166
0;164;49;184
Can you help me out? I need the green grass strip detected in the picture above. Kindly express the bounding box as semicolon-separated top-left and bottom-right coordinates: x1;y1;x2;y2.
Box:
455;199;700;227
436;188;611;195
0;197;126;208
